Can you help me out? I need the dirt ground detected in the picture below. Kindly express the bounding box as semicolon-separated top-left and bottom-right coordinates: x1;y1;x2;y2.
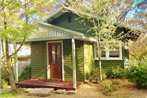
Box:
2;79;147;98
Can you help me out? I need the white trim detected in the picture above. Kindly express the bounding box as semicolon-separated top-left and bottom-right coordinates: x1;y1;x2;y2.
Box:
72;38;77;88
46;41;64;80
46;42;49;79
94;43;123;60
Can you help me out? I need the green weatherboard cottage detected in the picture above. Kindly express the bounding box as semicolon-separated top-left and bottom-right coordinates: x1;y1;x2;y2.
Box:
27;8;128;84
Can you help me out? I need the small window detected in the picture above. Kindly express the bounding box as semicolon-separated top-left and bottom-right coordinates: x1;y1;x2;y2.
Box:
101;47;106;58
109;47;120;58
68;16;72;23
94;42;122;60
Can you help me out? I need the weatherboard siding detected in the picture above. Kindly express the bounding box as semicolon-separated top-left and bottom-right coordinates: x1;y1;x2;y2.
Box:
31;41;47;79
63;39;73;81
84;42;94;80
75;40;85;81
50;13;93;35
63;39;85;81
95;60;124;72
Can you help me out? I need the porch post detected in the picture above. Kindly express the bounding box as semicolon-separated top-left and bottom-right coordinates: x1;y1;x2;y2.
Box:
72;38;76;88
14;43;18;82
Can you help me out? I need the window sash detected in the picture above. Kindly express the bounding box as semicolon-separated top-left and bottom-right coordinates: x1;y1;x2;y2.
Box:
94;43;122;60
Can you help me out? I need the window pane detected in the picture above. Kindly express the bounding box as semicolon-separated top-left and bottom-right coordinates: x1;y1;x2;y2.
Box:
109;45;119;58
57;45;61;64
52;45;56;64
101;47;106;57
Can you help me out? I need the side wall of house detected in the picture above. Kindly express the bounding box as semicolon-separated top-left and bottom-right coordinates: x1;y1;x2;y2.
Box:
84;42;94;80
63;39;85;81
95;60;124;72
75;40;85;81
63;39;73;80
31;41;47;79
30;40;85;81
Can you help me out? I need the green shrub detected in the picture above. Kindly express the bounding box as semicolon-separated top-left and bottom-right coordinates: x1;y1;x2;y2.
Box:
2;79;9;89
1;68;9;84
106;66;125;79
100;80;118;95
127;65;147;88
19;65;31;81
125;58;147;88
90;68;107;83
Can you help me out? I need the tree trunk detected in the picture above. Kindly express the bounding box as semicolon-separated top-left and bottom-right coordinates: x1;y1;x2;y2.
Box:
8;66;17;92
96;36;103;81
5;40;16;92
99;58;102;81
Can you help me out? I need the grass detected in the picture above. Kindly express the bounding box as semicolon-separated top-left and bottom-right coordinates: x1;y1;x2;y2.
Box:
1;88;24;98
1;91;17;98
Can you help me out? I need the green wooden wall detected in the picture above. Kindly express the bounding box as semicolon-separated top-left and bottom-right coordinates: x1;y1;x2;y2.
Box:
95;60;124;72
84;41;94;80
30;40;128;81
63;39;73;80
63;39;85;81
63;40;95;81
75;40;85;81
50;13;93;35
31;41;47;79
30;40;87;81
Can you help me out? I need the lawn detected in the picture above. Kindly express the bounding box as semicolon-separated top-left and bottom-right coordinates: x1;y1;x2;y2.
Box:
1;79;147;98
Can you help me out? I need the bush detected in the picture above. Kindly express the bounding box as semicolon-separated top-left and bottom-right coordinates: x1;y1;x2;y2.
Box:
100;79;118;95
2;79;9;89
89;68;107;83
106;66;125;79
19;65;31;81
127;65;147;88
126;58;147;88
1;68;9;84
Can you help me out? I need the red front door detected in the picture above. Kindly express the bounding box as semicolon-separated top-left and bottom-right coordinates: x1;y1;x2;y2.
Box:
48;42;62;80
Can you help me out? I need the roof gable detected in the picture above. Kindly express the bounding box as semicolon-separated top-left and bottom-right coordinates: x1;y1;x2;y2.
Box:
27;22;96;42
43;8;93;35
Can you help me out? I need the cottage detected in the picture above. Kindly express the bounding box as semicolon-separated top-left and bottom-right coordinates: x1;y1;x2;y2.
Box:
25;8;128;84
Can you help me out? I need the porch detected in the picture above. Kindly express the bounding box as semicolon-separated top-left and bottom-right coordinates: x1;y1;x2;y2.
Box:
16;79;82;90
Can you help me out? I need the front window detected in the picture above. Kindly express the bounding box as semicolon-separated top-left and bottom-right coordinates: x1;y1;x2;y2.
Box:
94;42;122;60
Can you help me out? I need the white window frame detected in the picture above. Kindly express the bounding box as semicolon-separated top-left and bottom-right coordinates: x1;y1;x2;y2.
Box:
94;43;122;60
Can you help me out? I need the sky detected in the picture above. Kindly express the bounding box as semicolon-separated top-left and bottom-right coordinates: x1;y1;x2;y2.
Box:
125;0;147;20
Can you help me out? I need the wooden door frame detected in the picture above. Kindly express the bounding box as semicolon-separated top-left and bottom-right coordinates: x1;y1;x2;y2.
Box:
46;41;64;80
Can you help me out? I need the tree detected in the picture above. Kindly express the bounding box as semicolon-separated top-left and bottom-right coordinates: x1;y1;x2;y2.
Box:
128;34;147;62
119;0;147;32
64;0;122;81
0;0;56;92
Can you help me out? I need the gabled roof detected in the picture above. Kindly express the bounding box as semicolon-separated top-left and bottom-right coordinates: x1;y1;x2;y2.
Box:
43;8;67;23
27;22;96;42
27;8;96;42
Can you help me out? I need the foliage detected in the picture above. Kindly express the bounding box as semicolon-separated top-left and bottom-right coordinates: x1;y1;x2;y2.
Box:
1;68;9;82
106;66;125;79
126;58;147;88
100;79;119;95
0;0;56;92
2;79;9;89
89;68;107;83
128;35;147;62
19;65;31;82
123;1;147;32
